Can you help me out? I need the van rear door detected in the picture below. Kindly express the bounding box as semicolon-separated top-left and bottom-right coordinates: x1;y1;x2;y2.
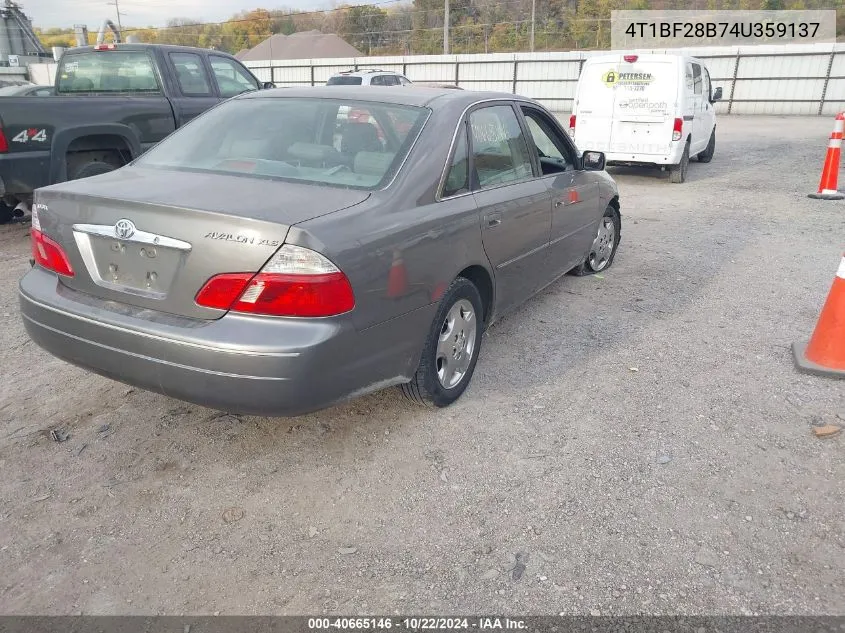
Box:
607;58;679;159
572;58;620;153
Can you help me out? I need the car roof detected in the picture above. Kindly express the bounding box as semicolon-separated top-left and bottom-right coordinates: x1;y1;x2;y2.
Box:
331;69;402;76
584;53;690;64
241;85;534;109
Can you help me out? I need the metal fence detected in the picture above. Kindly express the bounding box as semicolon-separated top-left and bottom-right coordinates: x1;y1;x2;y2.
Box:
243;42;845;116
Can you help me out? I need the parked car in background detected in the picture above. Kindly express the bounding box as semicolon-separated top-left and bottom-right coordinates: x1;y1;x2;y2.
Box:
0;43;273;217
20;86;621;417
570;53;721;183
327;69;412;86
0;83;55;97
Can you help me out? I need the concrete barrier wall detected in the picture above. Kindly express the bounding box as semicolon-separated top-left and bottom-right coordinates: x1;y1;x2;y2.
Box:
26;61;56;85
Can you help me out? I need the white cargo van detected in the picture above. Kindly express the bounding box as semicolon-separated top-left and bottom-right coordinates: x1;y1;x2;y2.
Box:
569;53;722;183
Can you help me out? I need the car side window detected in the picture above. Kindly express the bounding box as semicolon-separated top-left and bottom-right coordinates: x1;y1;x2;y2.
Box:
520;107;575;173
692;63;702;95
370;75;385;86
702;67;711;99
468;105;534;190
685;64;695;92
170;52;212;96
209;55;259;98
442;124;469;198
399;76;412;85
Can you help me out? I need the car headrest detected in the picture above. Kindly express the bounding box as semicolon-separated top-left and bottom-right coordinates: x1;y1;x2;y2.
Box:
341;122;382;154
354;151;395;177
287;142;339;163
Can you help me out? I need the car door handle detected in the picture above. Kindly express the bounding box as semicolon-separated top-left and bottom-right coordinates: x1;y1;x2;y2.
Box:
486;214;502;227
554;199;564;208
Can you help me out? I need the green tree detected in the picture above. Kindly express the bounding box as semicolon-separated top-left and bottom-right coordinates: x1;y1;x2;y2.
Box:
343;5;388;54
158;18;203;47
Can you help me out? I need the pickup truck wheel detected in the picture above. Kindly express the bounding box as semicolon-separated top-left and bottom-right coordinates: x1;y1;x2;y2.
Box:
669;141;690;184
71;161;117;181
0;202;13;224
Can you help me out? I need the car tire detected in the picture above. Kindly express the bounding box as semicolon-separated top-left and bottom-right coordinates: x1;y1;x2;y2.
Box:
697;129;715;163
669;140;690;183
401;277;484;408
70;161;117;181
570;205;621;276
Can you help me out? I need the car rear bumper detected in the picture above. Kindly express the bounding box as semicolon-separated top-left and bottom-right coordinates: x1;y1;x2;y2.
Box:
19;266;434;416
604;141;686;166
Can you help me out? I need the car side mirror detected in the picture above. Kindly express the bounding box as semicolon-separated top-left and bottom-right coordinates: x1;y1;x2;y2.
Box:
262;81;276;89
582;150;606;171
711;86;722;102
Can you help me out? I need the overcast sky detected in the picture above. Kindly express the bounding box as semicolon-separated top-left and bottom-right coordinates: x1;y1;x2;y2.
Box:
33;0;332;29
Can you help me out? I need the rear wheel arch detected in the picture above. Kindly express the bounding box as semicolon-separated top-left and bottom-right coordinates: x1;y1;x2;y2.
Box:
456;264;494;326
66;133;134;159
50;125;142;183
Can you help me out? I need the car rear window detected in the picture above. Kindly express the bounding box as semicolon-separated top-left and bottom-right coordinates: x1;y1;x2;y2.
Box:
56;51;161;94
135;97;429;190
328;76;363;85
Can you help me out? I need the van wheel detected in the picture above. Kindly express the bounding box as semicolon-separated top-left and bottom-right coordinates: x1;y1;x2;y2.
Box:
401;277;484;408
698;129;715;163
669;140;690;183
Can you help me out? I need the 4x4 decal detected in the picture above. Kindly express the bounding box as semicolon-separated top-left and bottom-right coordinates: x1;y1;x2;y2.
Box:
12;128;48;143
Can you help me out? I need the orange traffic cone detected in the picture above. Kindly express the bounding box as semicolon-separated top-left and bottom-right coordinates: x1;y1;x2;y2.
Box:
793;253;845;378
808;113;845;200
386;250;408;298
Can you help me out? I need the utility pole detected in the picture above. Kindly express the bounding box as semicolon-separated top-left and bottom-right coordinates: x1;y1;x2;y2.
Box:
443;0;449;54
106;0;123;37
530;0;535;52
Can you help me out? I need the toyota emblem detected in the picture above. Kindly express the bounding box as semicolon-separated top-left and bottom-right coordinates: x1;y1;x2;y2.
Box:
114;219;136;240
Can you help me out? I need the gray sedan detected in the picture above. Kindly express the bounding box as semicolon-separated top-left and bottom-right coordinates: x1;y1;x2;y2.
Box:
19;87;621;416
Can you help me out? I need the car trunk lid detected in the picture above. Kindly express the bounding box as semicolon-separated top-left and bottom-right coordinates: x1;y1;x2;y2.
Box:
35;166;370;320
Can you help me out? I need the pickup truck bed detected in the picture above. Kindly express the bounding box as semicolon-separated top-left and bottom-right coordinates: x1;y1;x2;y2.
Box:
0;43;270;219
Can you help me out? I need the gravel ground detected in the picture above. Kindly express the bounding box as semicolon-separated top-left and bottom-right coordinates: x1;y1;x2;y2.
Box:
0;115;843;616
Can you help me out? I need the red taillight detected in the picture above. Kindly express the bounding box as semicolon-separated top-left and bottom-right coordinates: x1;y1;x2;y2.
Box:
196;272;355;317
623;55;638;63
194;273;253;310
31;229;74;277
568;114;576;136
672;117;683;141
195;244;355;317
0;128;8;153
